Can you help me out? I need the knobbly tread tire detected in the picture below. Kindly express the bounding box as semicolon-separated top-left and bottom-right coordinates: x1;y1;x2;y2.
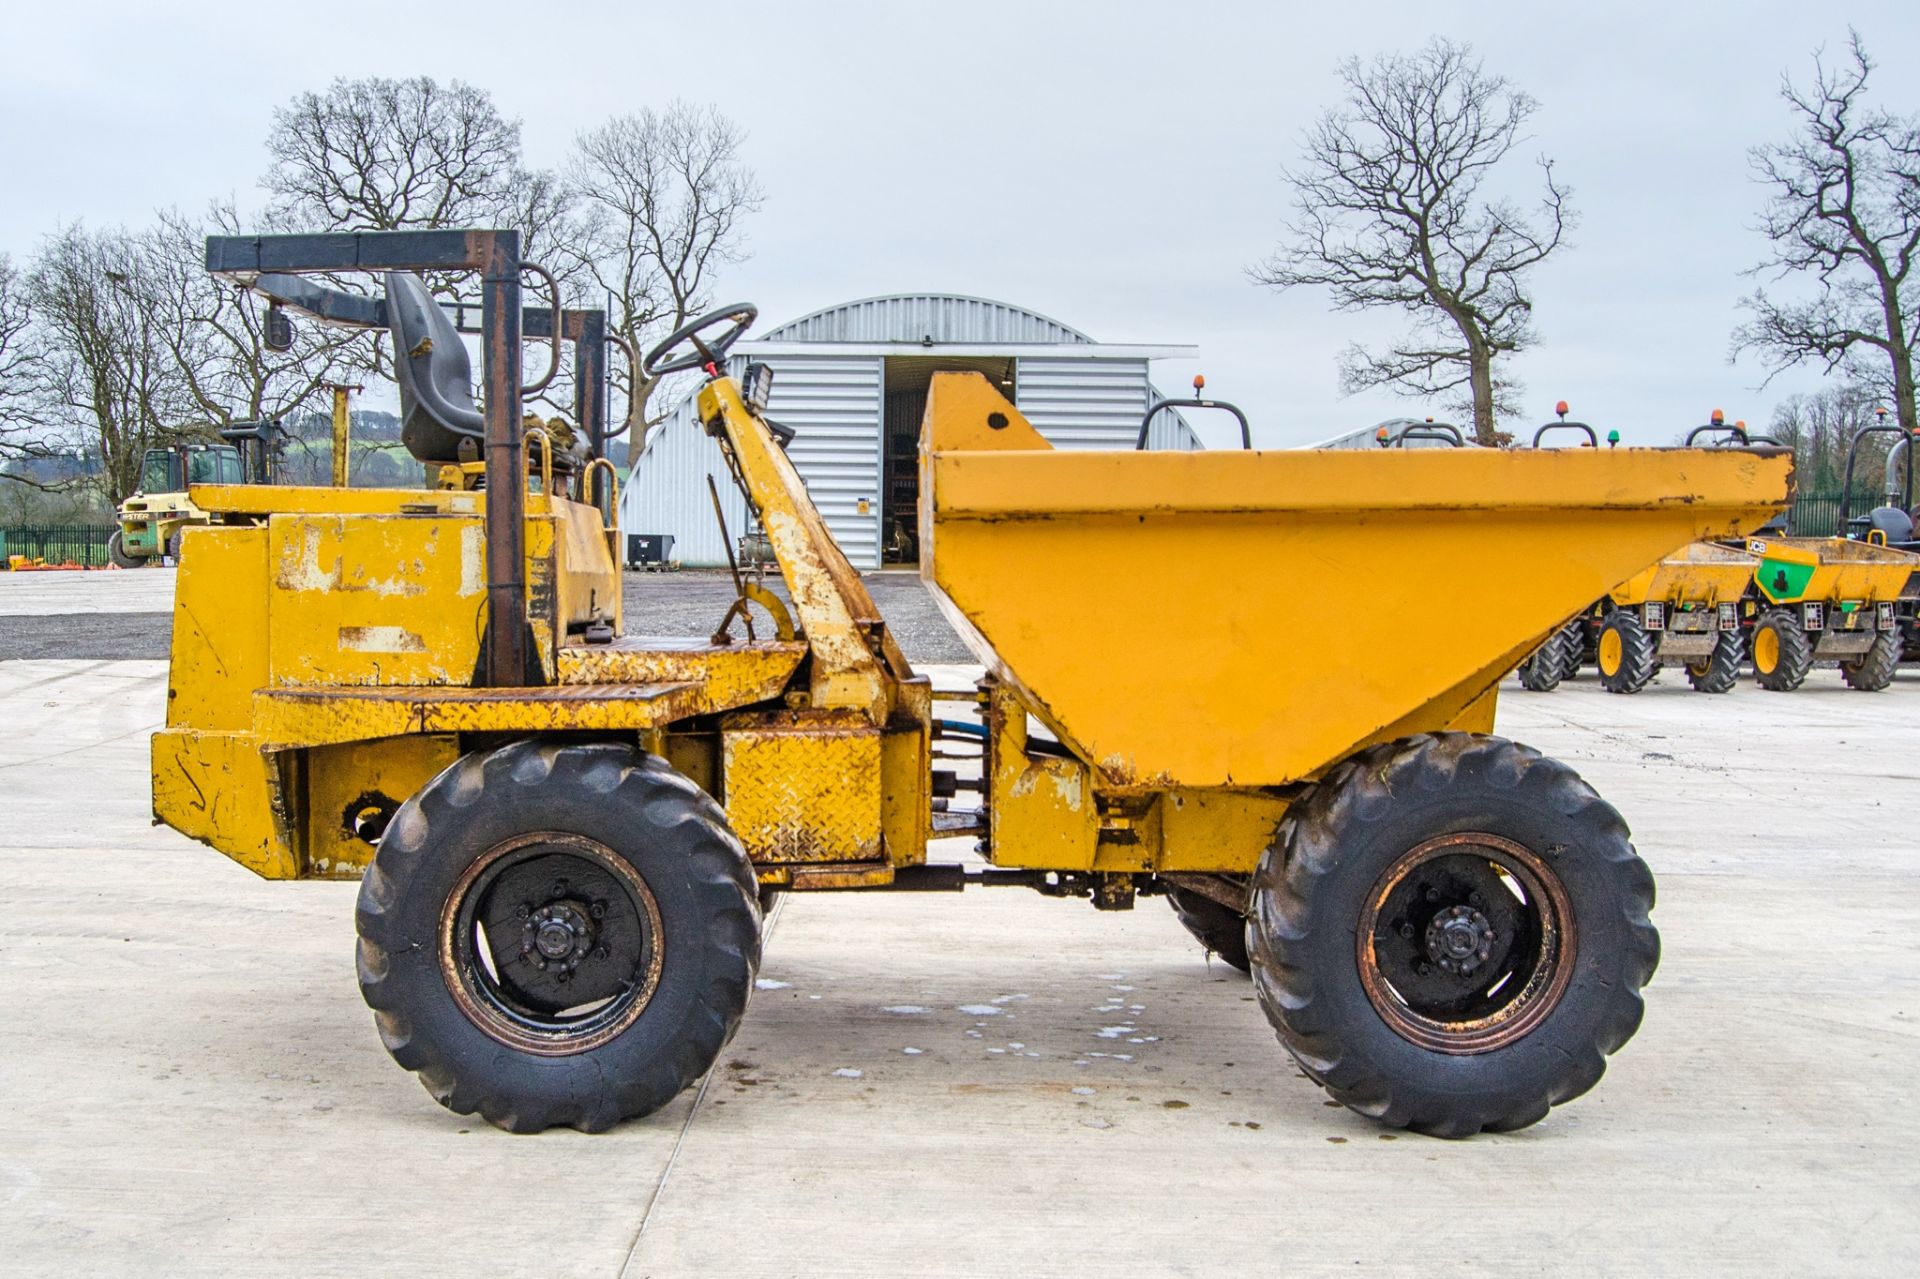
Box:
1752;610;1813;692
1840;627;1901;691
1555;619;1587;682
1598;611;1658;694
1515;626;1571;692
1247;733;1659;1139
1686;629;1744;694
1166;885;1251;973
356;739;761;1134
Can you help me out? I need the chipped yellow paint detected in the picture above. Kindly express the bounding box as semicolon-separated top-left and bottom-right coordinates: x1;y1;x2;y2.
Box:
304;736;460;879
558;637;804;704
1607;540;1760;608
151;730;298;879
921;373;1796;789
985;682;1097;871
255;682;705;749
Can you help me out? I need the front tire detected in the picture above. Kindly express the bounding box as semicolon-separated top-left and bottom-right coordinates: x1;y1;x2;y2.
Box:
356;740;761;1133
1248;733;1658;1138
1596;611;1658;694
1685;629;1743;694
1751;610;1813;692
106;529;142;569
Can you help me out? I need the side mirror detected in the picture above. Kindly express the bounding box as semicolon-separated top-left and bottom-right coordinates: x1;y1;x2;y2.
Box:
264;302;294;353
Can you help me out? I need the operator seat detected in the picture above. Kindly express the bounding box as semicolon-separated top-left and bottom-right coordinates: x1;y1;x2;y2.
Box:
1865;505;1916;547
386;271;483;464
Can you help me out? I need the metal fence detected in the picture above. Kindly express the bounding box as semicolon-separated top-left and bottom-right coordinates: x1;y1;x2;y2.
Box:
1785;490;1885;536
0;524;118;567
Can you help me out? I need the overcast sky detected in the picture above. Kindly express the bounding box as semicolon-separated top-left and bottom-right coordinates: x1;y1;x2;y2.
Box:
4;1;1915;447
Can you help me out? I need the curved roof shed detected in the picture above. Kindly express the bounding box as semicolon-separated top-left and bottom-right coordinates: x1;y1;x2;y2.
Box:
621;293;1199;570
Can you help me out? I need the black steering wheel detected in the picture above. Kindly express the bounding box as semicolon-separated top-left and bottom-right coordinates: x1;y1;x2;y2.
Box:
642;303;758;378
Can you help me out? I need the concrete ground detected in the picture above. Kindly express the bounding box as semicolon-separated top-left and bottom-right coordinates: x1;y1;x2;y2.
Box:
1;570;1916;1276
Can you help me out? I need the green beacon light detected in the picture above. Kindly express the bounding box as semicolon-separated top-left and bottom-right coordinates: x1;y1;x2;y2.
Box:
1606;429;1621;448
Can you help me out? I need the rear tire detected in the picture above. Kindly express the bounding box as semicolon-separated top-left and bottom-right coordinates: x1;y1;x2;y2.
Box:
1751;610;1813;692
1685;629;1743;694
356;740;761;1133
1840;627;1901;691
1248;733;1658;1138
106;530;142;569
1515;626;1571;692
1166;885;1251;973
1555;619;1588;681
1596;611;1658;694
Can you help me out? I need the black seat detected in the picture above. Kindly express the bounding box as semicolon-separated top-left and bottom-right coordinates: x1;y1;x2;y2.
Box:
386;271;482;464
1867;505;1915;544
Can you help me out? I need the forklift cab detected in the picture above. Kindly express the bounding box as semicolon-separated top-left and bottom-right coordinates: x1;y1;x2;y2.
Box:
137;442;245;496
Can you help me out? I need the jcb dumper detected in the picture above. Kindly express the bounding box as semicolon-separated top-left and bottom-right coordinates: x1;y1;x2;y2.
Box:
154;231;1793;1139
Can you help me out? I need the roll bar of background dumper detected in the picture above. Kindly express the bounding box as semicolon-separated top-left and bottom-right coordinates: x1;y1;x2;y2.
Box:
1391;423;1465;447
1137;398;1252;450
1685;422;1750;447
1531;421;1598;447
1835;417;1916;535
206;229;535;689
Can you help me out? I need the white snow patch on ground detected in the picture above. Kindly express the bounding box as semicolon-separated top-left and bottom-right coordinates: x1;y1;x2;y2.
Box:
755;979;793;990
957;1004;1003;1016
1096;1026;1135;1039
1072;1086;1096;1096
901;1047;924;1056
831;1068;864;1079
881;1005;928;1015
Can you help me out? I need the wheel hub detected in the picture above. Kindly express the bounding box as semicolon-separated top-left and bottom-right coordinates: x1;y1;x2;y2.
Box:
1425;904;1495;975
523;902;595;971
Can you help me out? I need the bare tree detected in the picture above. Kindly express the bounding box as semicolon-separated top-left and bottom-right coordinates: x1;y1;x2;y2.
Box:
261;76;578;389
145;203;357;429
1252;39;1572;444
1766;381;1892;494
27;224;196;503
264;76;526;232
0;254;56;481
564;102;764;442
1734;33;1919;435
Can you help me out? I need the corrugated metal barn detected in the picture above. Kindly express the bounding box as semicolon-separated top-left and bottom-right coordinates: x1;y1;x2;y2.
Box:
620;294;1199;569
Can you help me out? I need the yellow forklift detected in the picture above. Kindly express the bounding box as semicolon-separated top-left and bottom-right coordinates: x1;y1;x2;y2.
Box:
153;230;1792;1138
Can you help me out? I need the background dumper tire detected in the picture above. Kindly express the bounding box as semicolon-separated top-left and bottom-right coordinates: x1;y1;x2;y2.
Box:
1840;627;1901;692
1515;626;1572;692
1685;629;1744;694
1166;885;1251;973
1751;610;1813;692
356;740;760;1133
1596;610;1658;694
1248;733;1659;1138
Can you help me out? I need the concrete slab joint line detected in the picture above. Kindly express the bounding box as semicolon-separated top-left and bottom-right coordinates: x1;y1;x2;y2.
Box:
619;891;788;1277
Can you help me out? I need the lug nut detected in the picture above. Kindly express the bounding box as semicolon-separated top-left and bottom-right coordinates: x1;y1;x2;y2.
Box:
516;903;532;919
589;901;606;920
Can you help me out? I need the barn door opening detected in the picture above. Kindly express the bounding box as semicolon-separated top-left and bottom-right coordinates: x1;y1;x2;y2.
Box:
878;355;1015;565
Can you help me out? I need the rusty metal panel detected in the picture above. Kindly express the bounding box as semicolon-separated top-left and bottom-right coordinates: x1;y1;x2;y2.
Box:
304;736;461;879
267;513;488;688
558;637;804;711
256;682;703;749
151;730;299;879
722;716;882;863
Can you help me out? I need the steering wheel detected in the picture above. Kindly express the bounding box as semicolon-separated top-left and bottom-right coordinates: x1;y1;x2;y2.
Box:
642;303;758;378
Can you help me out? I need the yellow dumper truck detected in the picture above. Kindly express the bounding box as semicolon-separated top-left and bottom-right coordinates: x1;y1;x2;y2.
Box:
153;230;1793;1138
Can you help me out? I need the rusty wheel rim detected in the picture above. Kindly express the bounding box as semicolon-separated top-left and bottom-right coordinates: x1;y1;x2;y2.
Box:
1356;832;1576;1055
440;832;664;1056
